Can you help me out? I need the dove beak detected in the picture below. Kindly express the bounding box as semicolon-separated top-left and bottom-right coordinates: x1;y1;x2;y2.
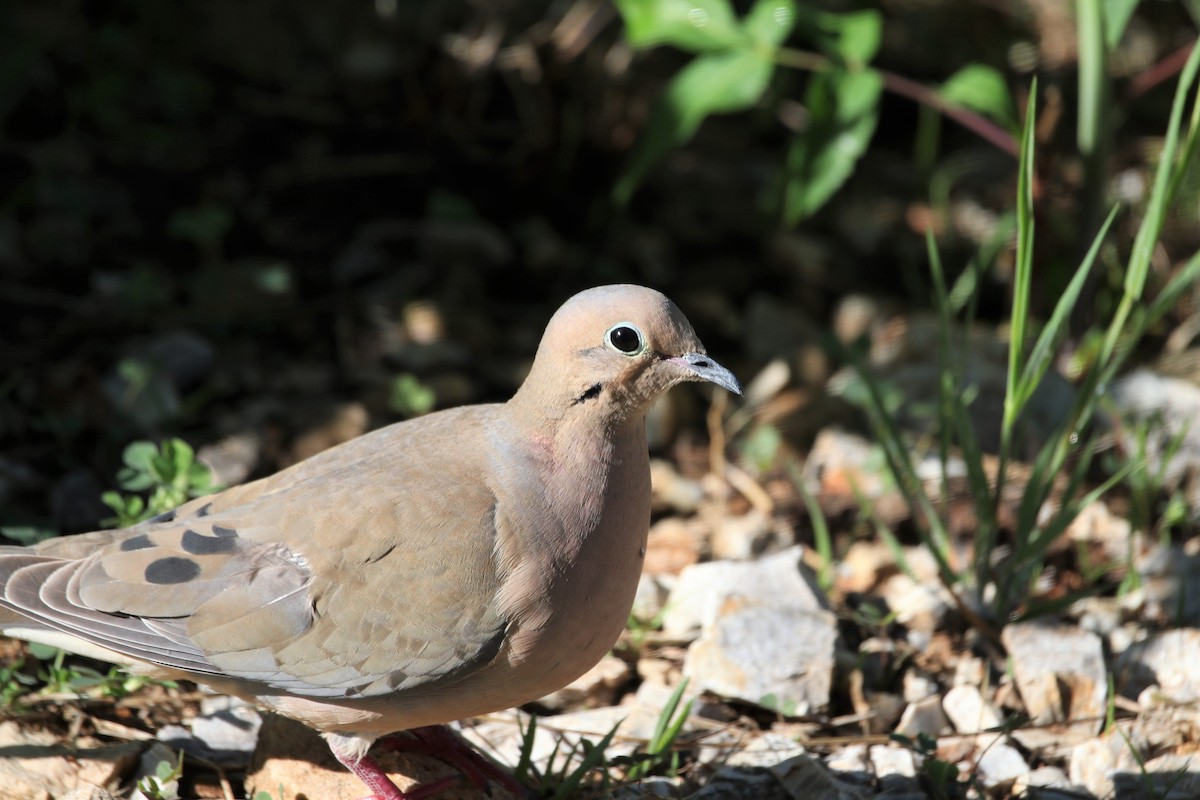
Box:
668;352;742;395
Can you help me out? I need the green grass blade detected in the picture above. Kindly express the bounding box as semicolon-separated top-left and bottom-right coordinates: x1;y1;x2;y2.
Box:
1003;79;1039;436
1016;204;1118;405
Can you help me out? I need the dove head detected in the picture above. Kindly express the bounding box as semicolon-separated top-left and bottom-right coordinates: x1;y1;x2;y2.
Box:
511;285;740;425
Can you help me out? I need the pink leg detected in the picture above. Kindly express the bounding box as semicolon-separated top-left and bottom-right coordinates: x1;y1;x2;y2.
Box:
331;746;459;800
380;725;527;797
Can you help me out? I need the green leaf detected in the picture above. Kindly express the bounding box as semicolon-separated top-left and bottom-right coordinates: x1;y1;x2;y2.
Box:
804;9;882;63
742;0;798;48
615;0;744;52
1102;0;1139;51
615;48;776;203
27;642;60;661
940;64;1016;130
0;526;57;545
166;438;194;476
780;68;881;221
122;441;159;475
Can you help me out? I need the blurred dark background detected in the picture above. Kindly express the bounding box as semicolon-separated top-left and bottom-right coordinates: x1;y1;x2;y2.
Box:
1;0;1197;535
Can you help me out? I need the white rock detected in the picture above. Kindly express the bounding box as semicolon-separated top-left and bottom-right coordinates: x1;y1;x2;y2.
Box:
711;510;774;561
902;670;939;703
663;546;827;639
684;596;836;714
868;744;916;791
1012;765;1073;793
974;739;1029;788
942;684;1002;733
1068;733;1135;798
823;743;870;779
1115;628;1200;703
895;695;949;738
1001;621;1107;731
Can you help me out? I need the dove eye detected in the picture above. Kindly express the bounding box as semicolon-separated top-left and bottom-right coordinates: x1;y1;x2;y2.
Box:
605;323;644;355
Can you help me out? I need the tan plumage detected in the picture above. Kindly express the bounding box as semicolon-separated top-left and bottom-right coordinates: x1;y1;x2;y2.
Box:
0;284;740;798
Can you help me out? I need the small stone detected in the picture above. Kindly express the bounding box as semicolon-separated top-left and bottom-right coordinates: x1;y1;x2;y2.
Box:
663;546;827;639
894;694;949;738
1001;621;1107;732
868;744;917;792
823;743;870;780
771;753;869;799
1129;542;1200;626
1011;765;1073;794
1068;733;1135;798
711;510;775;561
536;654;631;712
1115;628;1200;702
835;542;895;594
878;566;952;633
684;596;836;715
1067;500;1132;563
631;573;669;623
902;670;939;703
644;517;704;577
974;739;1029;788
942;685;1002;733
158;695;261;767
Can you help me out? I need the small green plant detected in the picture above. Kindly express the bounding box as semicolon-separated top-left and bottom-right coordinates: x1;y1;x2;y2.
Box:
620;678;694;781
101;438;216;527
1104;409;1190;543
136;750;184;800
27;642;178;699
512;713;621;799
758;692;799;718
389;373;436;418
612;0;1020;222
252;788;286;800
0;659;38;707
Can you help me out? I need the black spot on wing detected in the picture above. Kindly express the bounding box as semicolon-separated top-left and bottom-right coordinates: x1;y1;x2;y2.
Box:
181;529;237;555
120;534;154;552
148;509;176;524
144;557;201;585
211;525;237;538
195;503;213;517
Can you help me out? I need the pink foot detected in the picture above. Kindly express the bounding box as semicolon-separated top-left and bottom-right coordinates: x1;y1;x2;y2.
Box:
380;725;527;797
333;748;459;800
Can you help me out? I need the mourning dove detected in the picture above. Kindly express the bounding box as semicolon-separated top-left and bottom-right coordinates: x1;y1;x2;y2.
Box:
0;284;740;799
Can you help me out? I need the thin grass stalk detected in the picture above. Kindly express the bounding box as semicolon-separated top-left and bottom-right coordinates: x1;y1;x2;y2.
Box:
1100;43;1200;366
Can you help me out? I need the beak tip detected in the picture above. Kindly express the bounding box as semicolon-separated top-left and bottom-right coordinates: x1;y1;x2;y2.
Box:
671;353;741;396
